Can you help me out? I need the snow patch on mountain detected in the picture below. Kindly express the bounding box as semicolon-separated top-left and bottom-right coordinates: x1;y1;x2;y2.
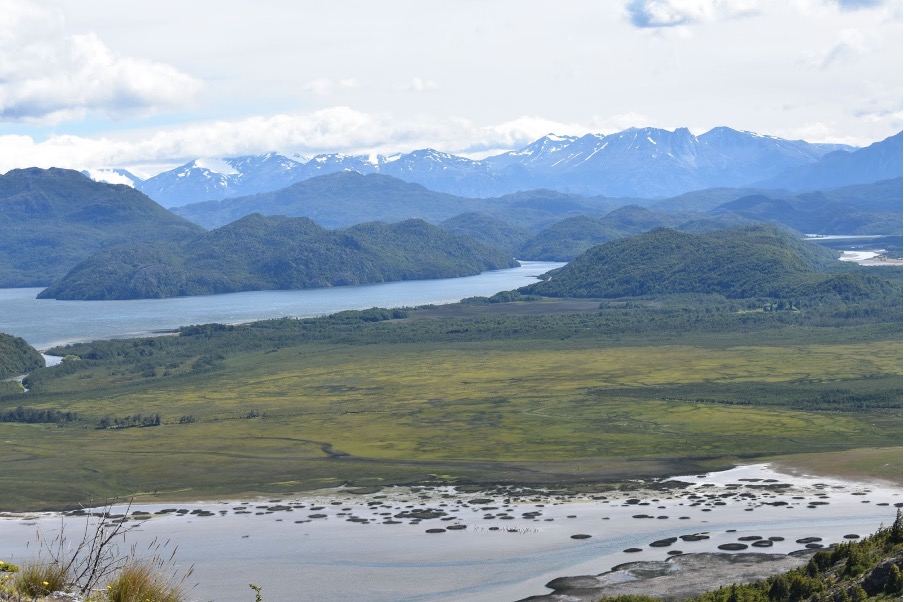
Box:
83;169;139;188
194;158;239;175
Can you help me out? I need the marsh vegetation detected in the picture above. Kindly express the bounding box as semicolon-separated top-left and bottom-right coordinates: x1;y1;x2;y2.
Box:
1;279;899;510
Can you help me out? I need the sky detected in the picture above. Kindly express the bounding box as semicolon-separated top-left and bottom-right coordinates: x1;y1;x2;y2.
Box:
0;0;901;177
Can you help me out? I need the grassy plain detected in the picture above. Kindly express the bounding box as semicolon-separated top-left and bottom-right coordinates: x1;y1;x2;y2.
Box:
766;446;903;485
1;300;900;510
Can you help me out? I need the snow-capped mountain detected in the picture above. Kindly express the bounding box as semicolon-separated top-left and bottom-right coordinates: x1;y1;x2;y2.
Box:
129;127;872;208
379;149;500;198
485;127;854;198
136;153;309;207
484;134;581;170
297;153;380;179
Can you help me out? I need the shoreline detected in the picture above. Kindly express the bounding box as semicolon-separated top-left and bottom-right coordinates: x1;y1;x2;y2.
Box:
2;462;900;602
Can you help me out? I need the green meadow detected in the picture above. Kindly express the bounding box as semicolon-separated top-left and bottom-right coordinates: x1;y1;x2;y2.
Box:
1;299;900;510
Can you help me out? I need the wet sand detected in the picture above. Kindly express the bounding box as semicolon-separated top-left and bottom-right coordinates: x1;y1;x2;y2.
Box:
1;464;900;602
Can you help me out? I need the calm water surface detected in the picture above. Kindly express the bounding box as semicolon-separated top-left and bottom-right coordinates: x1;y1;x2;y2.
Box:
0;465;899;602
0;261;562;350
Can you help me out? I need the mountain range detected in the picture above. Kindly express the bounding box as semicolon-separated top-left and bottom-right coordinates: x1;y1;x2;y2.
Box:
4;164;900;291
169;171;630;230
170;168;902;238
86;127;902;207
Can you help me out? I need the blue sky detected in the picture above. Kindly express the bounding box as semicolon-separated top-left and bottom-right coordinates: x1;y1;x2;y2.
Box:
0;0;900;176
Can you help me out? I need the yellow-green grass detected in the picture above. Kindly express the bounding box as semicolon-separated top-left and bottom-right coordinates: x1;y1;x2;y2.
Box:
765;446;903;486
1;338;899;510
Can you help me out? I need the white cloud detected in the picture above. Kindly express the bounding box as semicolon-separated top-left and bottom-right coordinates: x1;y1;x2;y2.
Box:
303;78;359;96
0;0;201;123
0;108;612;174
808;28;868;68
475;116;591;148
2;99;896;176
625;0;760;27
395;77;440;92
410;77;439;92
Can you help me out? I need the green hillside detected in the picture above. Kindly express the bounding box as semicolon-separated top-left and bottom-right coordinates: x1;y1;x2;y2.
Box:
0;333;44;380
38;214;518;300
518;214;621;260
0;168;203;287
714;194;902;236
524;225;897;300
516;207;759;261
439;212;532;258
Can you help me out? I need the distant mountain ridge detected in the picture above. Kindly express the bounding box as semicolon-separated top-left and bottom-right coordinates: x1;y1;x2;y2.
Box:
83;126;883;207
711;178;904;235
171;169;902;241
755;132;903;191
170;171;633;231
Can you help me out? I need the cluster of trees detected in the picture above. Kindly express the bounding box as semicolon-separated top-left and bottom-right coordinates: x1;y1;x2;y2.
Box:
587;375;901;414
0;406;78;423
96;414;161;429
460;291;540;305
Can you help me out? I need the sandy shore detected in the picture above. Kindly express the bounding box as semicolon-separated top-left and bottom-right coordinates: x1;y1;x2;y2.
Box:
1;463;900;602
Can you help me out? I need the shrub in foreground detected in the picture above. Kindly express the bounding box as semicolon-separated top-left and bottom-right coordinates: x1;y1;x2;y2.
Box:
105;560;186;602
14;561;68;597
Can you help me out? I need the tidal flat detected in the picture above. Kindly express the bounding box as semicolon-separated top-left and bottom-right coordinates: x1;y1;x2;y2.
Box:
1;463;900;602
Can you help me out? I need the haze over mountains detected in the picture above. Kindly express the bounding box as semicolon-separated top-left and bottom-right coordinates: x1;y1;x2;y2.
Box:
85;127;902;208
170;169;902;240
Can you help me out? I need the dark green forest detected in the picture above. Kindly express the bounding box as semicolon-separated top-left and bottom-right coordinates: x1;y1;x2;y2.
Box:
0;333;44;380
524;226;899;300
38;215;518;300
0;168;202;287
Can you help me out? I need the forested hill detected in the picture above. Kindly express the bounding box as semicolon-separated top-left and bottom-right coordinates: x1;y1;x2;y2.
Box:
0;333;44;379
38;214;518;300
523;225;899;300
0;168;204;287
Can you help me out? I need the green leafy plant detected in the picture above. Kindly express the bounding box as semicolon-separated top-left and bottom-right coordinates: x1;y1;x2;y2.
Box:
250;583;263;601
0;561;19;573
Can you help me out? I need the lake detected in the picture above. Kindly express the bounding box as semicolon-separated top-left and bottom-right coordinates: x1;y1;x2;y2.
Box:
0;261;562;350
